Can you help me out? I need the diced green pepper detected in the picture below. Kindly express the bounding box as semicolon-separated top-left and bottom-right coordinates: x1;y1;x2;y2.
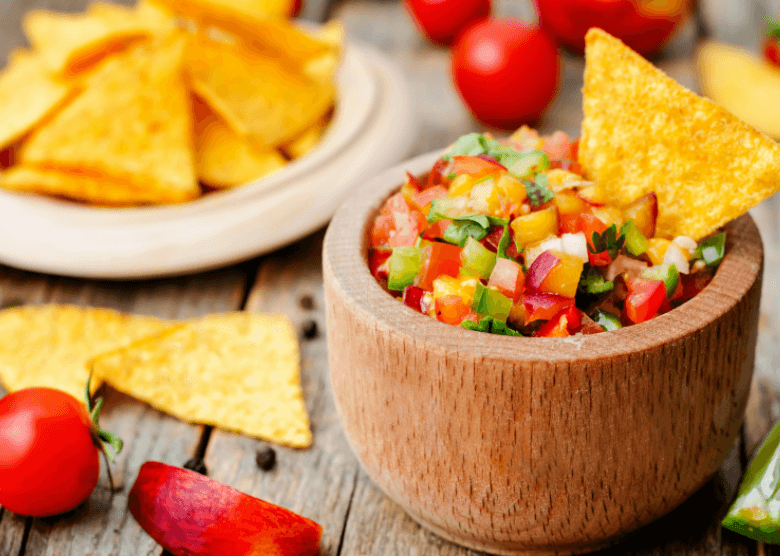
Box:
443;133;486;160
461;237;497;280
427;198;460;222
722;419;780;543
621;219;649;256
386;247;423;291
471;283;513;322
641;263;679;299
496;223;512;260
461;316;521;336
694;233;726;267
592;309;622;331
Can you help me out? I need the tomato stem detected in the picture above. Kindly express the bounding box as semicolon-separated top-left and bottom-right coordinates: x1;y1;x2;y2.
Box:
84;371;124;463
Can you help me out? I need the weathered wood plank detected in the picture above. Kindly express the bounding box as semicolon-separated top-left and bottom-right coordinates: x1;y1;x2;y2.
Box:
0;265;249;556
203;230;360;556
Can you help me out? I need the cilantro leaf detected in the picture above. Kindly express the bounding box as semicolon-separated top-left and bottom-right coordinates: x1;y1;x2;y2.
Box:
768;18;780;39
580;267;614;295
588;224;625;259
523;174;555;208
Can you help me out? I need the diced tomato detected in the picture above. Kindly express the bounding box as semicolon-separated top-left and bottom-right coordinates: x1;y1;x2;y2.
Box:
541;131;574;161
411;185;448;212
435;295;471;325
426;158;451;189
406;172;424;191
381;192;412;216
451;155;506;180
506;241;521;260
535;305;585;337
559;213;579;234
488;258;525;302
403;286;426;313
369;249;392;279
370;214;394;247
389;210;427;247
423;220;451;240
625;278;666;324
523;292;574;323
415;243;463;291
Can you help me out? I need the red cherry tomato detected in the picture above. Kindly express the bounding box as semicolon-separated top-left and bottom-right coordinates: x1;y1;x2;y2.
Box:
289;0;302;18
0;386;121;517
404;0;491;46
764;36;780;69
452;19;560;129
534;0;691;56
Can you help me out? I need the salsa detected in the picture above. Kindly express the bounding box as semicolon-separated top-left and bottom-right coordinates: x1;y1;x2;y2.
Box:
368;127;726;337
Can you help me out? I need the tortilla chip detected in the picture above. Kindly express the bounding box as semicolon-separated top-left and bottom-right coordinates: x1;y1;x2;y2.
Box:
187;35;334;147
0;165;182;206
0;53;74;152
91;313;312;448
157;0;338;64
579;28;780;240
23;4;158;76
193;97;285;188
21;37;199;204
282;119;327;160
0;305;169;400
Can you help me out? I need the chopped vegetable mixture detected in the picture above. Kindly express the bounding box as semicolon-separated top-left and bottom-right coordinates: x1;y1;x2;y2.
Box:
368;128;725;337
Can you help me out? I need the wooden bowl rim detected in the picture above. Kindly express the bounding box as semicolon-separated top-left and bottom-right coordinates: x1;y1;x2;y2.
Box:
324;150;764;363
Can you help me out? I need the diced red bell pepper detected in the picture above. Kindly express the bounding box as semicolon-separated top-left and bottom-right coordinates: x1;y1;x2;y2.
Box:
506;241;521;260
488;258;525;302
523;293;574;323
534;305;584;337
451;155;506;180
625;278;666;324
402;286;426;313
381;192;412;216
411;185;448;212
369;249;391;279
526;250;560;291
389;210;427;248
423;219;451;240
435;295;471;325
415;243;462;291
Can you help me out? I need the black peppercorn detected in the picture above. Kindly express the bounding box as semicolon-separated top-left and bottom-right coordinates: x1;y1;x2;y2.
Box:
299;295;315;310
256;446;276;471
182;457;207;475
302;319;318;339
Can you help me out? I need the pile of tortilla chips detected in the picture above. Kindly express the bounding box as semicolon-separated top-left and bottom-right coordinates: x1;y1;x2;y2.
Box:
0;305;311;448
0;0;341;206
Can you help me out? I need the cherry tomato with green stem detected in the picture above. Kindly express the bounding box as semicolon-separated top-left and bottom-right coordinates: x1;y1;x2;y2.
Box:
0;376;122;517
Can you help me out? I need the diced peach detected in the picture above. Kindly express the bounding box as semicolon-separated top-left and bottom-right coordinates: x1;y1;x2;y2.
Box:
646;238;671;266
495;174;527;205
553;190;586;215
591;206;624;228
539;250;584;298
623;193;657;238
510;205;559;247
576;184;605;205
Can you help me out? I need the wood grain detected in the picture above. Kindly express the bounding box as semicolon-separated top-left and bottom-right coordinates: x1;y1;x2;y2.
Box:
203;231;361;556
0;265;248;556
323;152;763;554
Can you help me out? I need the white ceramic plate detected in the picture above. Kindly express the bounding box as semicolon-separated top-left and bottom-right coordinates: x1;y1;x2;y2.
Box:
0;41;417;278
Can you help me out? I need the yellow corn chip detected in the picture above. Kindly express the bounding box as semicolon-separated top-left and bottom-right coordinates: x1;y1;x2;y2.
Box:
0;305;169;400
0;53;74;152
579;28;780;240
23;4;155;76
0;165;183;206
91;313;312;448
157;0;338;64
187;35;334;147
21;37;199;204
193;97;285;188
282;118;327;160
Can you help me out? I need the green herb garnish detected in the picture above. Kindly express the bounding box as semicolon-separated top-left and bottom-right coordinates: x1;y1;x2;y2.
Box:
588;224;625;259
768;18;780;39
524;174;555;208
461;316;521;336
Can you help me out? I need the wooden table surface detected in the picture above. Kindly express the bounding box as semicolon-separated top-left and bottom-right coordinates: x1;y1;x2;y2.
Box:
1;0;780;554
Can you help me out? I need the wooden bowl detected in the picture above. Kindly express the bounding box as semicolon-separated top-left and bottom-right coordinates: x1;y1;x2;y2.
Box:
323;151;763;556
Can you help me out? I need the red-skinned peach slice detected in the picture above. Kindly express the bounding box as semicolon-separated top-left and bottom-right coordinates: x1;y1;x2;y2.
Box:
623;192;657;238
129;462;322;556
